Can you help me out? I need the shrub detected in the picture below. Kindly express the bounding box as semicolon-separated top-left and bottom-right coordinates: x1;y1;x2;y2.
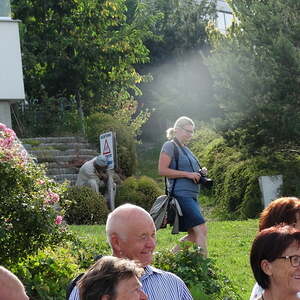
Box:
10;246;80;300
0;123;70;265
62;186;109;225
154;245;241;300
86;112;138;177
115;176;163;211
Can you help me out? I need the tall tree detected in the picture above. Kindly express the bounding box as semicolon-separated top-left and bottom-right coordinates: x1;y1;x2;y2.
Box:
206;0;300;153
134;0;219;140
12;0;151;133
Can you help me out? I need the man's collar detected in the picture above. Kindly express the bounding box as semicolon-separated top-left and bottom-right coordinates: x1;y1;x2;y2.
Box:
143;265;163;278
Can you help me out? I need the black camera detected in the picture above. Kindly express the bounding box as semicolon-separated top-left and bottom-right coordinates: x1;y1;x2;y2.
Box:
198;169;213;189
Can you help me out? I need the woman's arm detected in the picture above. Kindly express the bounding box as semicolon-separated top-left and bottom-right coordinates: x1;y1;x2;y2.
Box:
158;152;201;183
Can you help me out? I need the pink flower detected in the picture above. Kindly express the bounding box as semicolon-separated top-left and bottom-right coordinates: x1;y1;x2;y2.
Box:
55;215;63;225
37;179;45;185
4;127;15;137
45;191;60;204
0;123;6;130
1;137;14;148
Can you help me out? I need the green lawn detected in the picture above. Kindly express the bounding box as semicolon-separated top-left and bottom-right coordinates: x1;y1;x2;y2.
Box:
71;218;258;300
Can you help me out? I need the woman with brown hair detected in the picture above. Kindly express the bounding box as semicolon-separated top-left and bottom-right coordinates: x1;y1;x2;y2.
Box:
250;197;300;300
259;197;300;231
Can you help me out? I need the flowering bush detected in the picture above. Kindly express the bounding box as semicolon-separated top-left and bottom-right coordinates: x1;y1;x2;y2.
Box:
0;123;71;264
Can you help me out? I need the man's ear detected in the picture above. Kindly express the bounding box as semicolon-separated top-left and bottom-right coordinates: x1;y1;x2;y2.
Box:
110;233;121;252
261;259;273;276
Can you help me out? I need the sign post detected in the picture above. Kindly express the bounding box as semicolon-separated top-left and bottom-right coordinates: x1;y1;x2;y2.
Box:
99;132;117;210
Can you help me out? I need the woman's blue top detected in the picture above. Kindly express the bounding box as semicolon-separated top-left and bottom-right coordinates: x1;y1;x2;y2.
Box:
161;140;200;197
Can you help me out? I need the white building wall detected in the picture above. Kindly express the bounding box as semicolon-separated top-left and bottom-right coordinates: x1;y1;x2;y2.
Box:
0;19;25;100
0;18;25;128
0;101;12;128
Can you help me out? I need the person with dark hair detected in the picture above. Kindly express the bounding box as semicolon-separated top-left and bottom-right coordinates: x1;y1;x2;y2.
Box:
250;197;300;300
77;256;147;300
158;116;208;256
250;225;300;300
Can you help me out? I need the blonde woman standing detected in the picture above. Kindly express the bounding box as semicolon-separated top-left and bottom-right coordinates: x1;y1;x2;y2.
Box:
158;116;208;256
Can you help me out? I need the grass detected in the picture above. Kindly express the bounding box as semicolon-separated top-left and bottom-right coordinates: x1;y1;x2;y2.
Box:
71;218;258;300
70;141;259;298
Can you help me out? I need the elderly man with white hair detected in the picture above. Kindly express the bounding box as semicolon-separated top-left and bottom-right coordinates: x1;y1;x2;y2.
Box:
0;266;29;300
68;204;193;300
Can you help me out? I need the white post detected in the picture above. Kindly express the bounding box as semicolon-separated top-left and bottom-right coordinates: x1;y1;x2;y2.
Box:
258;175;283;208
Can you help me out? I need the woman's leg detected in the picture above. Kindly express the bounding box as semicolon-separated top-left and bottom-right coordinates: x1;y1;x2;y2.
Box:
171;223;208;257
191;223;208;257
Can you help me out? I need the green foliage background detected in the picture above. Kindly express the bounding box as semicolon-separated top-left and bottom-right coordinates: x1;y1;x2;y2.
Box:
206;0;300;153
116;176;163;211
190;127;300;219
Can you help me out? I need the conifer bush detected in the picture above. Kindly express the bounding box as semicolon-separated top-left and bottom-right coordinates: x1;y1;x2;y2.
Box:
0;123;70;265
190;127;300;220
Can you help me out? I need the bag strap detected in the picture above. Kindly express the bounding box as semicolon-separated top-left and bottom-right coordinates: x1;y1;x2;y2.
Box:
164;141;179;196
173;137;201;172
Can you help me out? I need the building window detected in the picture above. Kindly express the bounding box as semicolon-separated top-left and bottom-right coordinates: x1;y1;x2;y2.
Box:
217;10;233;33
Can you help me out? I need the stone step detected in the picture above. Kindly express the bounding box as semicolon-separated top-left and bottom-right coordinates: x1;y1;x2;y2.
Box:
23;142;95;150
36;154;96;163
22;136;87;144
47;167;78;175
28;149;97;156
45;162;79;169
49;174;78;182
21;136;99;185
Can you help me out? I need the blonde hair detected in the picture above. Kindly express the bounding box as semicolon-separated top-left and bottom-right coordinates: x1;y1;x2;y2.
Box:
166;116;195;140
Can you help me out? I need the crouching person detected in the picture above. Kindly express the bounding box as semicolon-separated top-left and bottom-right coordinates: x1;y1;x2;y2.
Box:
76;155;117;209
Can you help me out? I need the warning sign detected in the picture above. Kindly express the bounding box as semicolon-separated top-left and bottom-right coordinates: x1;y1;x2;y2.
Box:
99;132;116;170
103;139;111;155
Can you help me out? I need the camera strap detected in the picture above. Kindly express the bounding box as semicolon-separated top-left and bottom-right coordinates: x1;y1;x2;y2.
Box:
173;137;201;172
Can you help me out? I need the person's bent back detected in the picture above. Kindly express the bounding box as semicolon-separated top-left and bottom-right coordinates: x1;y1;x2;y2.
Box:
77;256;147;300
